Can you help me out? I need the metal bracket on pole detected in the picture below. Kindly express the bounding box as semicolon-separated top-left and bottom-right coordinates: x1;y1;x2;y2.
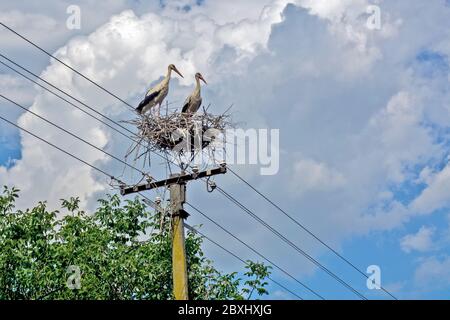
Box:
120;165;227;195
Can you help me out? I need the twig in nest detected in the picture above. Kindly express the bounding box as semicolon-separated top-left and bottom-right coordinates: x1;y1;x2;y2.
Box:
122;111;233;167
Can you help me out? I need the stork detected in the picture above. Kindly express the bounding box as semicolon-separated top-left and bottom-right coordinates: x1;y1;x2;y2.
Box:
136;64;184;115
181;72;207;115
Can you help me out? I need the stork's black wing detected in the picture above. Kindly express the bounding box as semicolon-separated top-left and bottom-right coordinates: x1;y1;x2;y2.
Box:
136;90;160;114
181;96;191;113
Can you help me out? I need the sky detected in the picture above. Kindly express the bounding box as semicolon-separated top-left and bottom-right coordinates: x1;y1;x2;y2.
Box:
1;0;450;300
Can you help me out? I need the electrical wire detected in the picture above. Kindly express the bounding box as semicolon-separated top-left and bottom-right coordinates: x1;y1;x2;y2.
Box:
215;186;368;300
0;114;114;180
0;23;377;299
0;54;179;171
184;223;304;300
185;202;324;300
1;64;367;299
0;94;148;177
227;167;398;300
0;21;136;112
0;55;137;139
1;62;368;299
0;114;305;300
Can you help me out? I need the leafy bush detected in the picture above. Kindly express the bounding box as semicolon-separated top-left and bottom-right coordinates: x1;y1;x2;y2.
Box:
0;186;270;300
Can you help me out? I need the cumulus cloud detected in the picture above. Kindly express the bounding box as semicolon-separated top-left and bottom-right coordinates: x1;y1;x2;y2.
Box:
2;1;450;293
362;91;439;184
414;256;450;289
292;158;346;193
0;10;60;48
0;1;311;211
204;1;450;257
0;0;147;50
400;226;436;253
0;73;37;106
410;164;450;215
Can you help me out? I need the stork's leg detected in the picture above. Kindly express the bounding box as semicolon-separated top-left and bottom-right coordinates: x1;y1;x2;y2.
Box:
157;103;161;117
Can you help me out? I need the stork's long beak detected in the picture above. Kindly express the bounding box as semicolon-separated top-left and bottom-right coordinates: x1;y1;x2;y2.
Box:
200;75;207;85
173;66;184;78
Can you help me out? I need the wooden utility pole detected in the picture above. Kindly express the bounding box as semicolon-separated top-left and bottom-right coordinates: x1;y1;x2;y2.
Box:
120;164;226;300
170;175;189;300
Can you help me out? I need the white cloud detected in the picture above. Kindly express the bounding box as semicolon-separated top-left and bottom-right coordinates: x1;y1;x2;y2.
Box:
0;73;37;144
410;164;450;215
414;256;450;289
0;2;313;211
363;91;438;184
292;158;346;193
297;0;368;20
400;226;435;253
1;1;450;289
215;1;450;247
0;73;37;105
0;10;60;48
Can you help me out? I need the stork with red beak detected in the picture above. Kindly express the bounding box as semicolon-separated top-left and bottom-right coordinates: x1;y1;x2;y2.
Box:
136;64;183;115
181;72;207;114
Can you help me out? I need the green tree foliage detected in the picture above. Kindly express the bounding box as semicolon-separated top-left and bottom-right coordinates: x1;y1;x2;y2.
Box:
0;186;271;300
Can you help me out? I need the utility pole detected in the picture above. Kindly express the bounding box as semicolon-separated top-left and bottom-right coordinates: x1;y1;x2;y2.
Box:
170;175;189;300
120;164;226;300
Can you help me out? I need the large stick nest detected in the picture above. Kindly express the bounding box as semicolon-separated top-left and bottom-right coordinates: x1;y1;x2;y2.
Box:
123;111;233;163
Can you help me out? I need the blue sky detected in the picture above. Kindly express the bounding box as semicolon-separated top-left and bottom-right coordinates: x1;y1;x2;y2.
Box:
1;0;450;300
0;138;20;168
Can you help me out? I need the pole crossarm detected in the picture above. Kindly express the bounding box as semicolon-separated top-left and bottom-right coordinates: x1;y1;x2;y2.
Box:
120;165;227;195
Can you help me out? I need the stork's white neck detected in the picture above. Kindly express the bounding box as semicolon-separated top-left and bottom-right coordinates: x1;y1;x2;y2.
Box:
166;68;172;80
195;77;201;93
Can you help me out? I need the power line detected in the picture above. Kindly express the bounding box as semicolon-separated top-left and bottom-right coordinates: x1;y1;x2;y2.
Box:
1;88;357;299
2;59;366;299
0;94;149;178
0;114;114;180
227;167;398;300
184;223;304;300
0;23;373;299
185;202;324;300
2;63;365;298
215;186;368;300
0;114;303;300
0;54;176;170
0;21;136;112
0;55;136;138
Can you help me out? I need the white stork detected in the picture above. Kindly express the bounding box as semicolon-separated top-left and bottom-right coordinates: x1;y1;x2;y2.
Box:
136;64;184;115
181;72;207;115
